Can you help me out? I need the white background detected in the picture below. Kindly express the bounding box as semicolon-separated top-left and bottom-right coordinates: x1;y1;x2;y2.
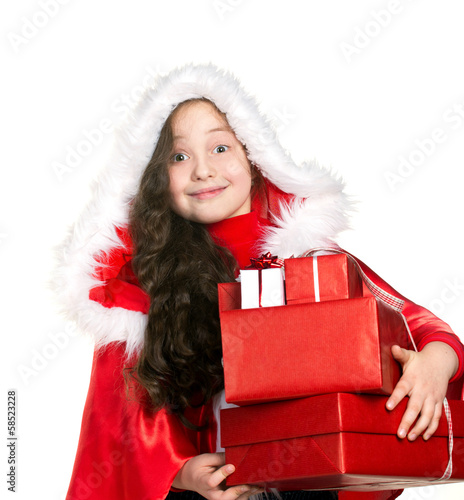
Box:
2;1;464;499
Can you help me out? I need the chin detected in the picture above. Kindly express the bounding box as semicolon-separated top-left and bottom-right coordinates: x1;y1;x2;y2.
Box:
191;211;229;225
199;216;225;224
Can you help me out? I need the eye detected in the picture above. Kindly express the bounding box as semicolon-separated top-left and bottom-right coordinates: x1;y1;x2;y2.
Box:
213;145;228;154
172;153;189;162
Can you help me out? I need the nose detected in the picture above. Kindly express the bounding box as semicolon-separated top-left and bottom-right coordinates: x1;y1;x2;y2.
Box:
191;155;216;181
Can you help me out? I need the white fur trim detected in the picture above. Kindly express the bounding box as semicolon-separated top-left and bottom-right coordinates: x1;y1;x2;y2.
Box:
259;159;351;258
52;64;353;353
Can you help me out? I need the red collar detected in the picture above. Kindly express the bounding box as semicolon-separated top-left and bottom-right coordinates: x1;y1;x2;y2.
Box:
207;212;272;270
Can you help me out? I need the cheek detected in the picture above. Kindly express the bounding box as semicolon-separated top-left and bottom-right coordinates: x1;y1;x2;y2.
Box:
230;167;252;199
223;149;251;179
240;176;253;199
167;170;185;212
168;168;183;197
230;157;252;191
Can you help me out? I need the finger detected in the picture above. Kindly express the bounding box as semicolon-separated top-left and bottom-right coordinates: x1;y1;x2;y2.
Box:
423;402;443;441
207;464;236;488
396;395;424;439
386;376;411;411
391;345;411;366
237;487;265;499
219;485;255;500
406;397;436;441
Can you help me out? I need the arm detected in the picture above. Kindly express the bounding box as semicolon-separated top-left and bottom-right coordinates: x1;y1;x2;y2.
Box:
355;256;464;441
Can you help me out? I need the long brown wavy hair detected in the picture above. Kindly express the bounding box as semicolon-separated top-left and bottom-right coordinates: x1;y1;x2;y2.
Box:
128;98;264;425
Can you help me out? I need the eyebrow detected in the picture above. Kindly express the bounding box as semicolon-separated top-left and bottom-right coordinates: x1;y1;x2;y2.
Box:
207;127;231;134
173;127;232;140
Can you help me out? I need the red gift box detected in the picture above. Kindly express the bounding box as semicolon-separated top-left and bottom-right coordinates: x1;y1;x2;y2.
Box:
218;281;409;405
221;393;464;491
285;254;363;304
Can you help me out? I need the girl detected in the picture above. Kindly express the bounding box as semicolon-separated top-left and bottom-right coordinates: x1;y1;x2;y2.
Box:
55;64;464;500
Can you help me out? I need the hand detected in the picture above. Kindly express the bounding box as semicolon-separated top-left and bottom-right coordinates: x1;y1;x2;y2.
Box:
172;452;263;500
386;342;458;441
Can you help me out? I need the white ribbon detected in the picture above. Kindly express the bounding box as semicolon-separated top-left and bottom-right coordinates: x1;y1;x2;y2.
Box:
312;256;321;303
437;397;453;480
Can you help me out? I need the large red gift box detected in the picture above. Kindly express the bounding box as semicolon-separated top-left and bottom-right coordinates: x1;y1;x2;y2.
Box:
218;280;409;405
221;393;464;491
285;254;363;304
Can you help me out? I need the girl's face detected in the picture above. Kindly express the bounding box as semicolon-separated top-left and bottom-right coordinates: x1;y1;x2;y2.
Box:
168;100;252;224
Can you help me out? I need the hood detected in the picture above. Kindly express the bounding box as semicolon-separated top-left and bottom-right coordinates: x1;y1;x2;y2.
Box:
52;63;352;352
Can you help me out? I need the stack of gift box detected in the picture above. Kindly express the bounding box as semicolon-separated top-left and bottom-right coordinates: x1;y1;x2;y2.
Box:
217;252;464;492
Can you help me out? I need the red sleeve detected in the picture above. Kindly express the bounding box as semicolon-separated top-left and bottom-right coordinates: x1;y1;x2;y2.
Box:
353;256;464;384
66;343;213;500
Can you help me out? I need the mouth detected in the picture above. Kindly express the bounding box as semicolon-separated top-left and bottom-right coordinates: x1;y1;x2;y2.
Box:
189;186;227;200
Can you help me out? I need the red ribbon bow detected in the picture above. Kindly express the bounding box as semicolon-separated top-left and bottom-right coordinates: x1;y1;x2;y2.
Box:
247;252;283;270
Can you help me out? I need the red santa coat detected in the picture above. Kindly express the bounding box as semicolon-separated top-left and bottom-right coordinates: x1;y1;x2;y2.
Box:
53;65;464;500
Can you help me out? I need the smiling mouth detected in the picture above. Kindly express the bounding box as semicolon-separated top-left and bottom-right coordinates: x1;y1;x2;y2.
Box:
189;186;227;200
